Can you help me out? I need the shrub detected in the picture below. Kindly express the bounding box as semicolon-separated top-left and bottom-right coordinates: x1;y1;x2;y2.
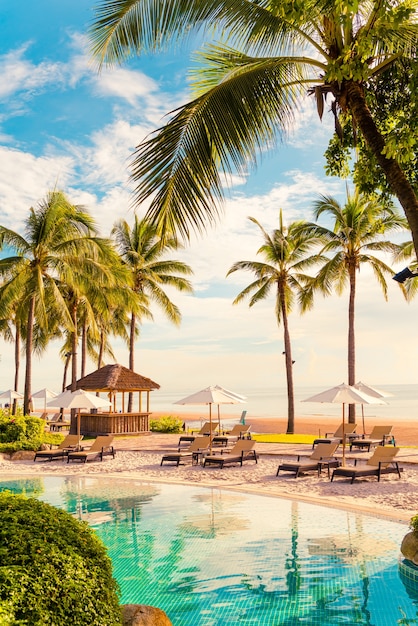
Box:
150;415;184;433
410;514;418;533
0;492;122;625
0;414;44;454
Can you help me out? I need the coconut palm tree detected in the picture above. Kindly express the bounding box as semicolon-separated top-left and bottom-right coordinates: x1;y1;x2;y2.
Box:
0;191;114;414
89;0;418;254
300;190;408;422
112;215;194;410
227;214;327;434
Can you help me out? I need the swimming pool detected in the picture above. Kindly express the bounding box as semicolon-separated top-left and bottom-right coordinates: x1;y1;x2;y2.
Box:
1;475;417;625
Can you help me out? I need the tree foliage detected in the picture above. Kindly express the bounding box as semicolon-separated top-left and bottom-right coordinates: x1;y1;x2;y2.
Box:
0;493;122;625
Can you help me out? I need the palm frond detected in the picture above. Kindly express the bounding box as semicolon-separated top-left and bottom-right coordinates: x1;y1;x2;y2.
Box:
132;57;318;240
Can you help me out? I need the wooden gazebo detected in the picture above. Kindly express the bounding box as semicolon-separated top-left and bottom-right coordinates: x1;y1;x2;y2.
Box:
69;364;160;436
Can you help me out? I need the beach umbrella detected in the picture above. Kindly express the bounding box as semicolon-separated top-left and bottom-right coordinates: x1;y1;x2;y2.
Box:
32;388;58;413
0;389;24;404
0;390;24;414
354;382;393;435
302;383;386;465
175;385;246;453
48;389;111;439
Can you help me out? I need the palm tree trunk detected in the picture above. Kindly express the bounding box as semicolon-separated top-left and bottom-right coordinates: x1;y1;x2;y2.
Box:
98;330;105;369
70;302;78;435
70;302;78;392
348;264;356;423
23;297;35;415
62;352;71;392
346;80;418;257
128;312;136;413
81;322;87;378
13;322;20;415
280;294;295;434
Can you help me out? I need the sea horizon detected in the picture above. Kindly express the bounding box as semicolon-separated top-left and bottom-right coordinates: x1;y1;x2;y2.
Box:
149;383;418;422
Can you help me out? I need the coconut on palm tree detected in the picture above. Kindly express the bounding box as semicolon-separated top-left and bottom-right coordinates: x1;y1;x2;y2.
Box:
299;190;409;422
227;214;327;434
90;0;418;254
112;215;194;410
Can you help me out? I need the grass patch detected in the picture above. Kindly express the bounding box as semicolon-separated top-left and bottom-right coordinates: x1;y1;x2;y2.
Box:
252;433;316;445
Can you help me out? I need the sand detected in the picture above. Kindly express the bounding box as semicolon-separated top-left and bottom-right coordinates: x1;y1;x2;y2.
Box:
1;411;417;525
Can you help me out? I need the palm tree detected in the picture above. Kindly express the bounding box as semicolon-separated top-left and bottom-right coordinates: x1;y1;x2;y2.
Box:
227;214;327;434
300;190;408;422
89;0;418;254
0;190;112;414
112;215;194;410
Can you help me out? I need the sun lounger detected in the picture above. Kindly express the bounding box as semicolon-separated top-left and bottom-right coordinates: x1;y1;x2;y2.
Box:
178;422;218;447
277;442;340;478
331;446;402;483
34;434;83;462
67;435;115;463
161;437;211;466
47;413;71;431
212;424;252;446
203;439;257;468
349;425;395;451
312;423;357;448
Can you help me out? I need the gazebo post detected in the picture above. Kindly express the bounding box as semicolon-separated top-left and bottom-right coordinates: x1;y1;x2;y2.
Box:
139;391;142;412
122;392;125;413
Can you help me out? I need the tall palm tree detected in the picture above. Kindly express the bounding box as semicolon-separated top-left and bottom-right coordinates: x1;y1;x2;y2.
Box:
300;190;408;421
89;0;418;255
112;215;194;410
0;191;111;414
227;214;327;434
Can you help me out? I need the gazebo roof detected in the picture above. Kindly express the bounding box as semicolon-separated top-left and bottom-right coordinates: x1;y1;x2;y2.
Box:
72;364;160;393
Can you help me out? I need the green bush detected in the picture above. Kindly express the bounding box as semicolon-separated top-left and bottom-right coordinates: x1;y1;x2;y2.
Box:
150;415;184;433
0;492;122;625
0;414;44;453
410;514;418;533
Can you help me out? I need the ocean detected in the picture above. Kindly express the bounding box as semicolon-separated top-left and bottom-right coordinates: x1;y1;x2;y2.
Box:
150;383;418;422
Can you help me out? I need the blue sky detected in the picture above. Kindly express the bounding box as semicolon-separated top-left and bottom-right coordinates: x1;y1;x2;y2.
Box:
0;2;417;401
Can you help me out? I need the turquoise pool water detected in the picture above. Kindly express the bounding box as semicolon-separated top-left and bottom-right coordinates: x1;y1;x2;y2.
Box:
1;475;417;625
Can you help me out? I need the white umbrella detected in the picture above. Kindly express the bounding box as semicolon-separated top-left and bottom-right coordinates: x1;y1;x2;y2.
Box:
48;389;111;439
175;385;246;452
0;389;24;414
354;381;393;435
0;389;24;403
302;383;386;465
32;388;58;413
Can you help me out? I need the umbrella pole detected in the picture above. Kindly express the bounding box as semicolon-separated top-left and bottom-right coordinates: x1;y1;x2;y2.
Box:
209;404;212;454
217;405;221;433
361;404;366;436
77;409;81;444
342;404;346;467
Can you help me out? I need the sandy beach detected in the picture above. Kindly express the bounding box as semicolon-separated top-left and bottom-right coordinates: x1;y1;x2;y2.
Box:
1;411;417;525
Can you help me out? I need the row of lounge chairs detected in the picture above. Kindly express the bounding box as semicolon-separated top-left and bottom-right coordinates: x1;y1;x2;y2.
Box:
34;435;116;463
313;423;396;451
178;422;251;448
33;425;403;484
277;442;402;483
161;438;257;467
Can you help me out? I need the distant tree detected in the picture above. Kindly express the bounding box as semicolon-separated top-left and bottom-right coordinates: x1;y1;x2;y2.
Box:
112;216;194;411
227;213;327;434
0;191;115;413
300;190;408;422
